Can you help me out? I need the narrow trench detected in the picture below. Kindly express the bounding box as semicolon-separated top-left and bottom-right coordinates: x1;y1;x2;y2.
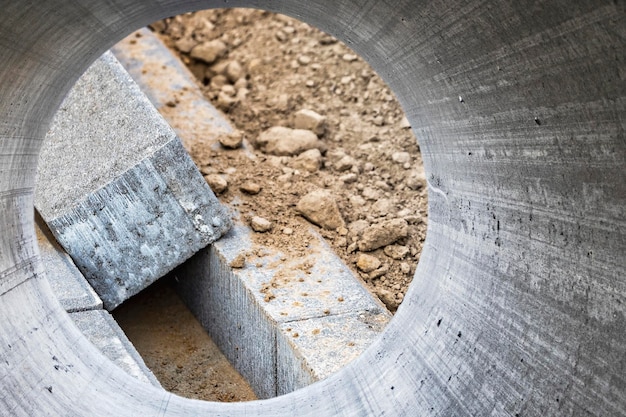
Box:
113;7;427;402
112;276;258;402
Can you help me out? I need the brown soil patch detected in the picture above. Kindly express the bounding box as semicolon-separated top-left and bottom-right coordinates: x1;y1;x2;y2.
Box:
152;8;428;312
113;278;257;402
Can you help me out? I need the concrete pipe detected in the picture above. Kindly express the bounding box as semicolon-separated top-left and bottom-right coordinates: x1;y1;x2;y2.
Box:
0;1;624;416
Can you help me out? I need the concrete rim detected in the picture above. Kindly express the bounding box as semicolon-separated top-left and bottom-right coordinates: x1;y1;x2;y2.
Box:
1;1;624;416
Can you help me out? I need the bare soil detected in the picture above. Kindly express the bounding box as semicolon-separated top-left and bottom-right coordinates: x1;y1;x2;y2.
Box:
151;8;428;312
113;278;257;402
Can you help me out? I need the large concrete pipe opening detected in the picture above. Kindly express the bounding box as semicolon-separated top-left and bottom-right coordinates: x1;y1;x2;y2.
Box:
1;1;624;416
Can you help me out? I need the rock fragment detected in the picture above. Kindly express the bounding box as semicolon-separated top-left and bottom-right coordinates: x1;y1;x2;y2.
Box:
204;174;228;194
250;216;273;233
391;151;411;165
358;219;409;252
256;126;325;156
290;148;322;173
225;60;244;83
293;109;327;136
383;245;409;260
406;170;426;190
240;181;262;195
218;130;244;149
335;155;356;172
375;288;399;311
296;189;345;230
190;39;227;64
356;254;381;273
230;253;246;268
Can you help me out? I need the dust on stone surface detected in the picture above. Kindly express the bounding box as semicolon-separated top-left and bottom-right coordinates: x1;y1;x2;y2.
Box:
150;8;428;313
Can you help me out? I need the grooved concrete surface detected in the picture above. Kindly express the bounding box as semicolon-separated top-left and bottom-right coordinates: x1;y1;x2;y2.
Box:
0;1;624;416
35;51;231;310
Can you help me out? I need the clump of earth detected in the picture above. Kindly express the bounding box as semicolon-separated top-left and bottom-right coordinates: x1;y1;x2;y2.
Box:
151;8;427;312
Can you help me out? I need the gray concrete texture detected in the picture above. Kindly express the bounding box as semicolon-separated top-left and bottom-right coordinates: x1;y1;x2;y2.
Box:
35;51;231;310
175;221;390;398
0;1;624;416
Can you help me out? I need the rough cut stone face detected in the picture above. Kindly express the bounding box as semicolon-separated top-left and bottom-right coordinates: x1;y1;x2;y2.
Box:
35;52;231;310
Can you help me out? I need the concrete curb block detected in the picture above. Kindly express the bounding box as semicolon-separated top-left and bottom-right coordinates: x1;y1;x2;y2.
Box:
35;216;102;313
36;51;231;310
175;222;390;398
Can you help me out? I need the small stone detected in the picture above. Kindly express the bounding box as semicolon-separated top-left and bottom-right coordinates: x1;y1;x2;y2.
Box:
350;195;367;207
190;39;227;64
220;84;236;97
372;115;384;126
348;220;370;237
240;181;262;195
384;245;410;260
406;170;426;190
399;116;411;129
256;126;325;156
392;152;411;164
342;53;358;62
275;30;287;42
335;155;356;172
293;109;327;136
400;262;412;274
250;216;272;233
174;36;197;53
372;198;394;217
230;253;246;269
225;60;244;83
216;91;236;111
218;130;244;149
340;173;358;184
296;189;345;230
209;74;229;90
374;288;399;312
204;174;228;194
290;148;322;173
356;254;381;273
282;227;294;235
362;187;382;201
358;219;409;252
297;55;311;65
369;264;389;279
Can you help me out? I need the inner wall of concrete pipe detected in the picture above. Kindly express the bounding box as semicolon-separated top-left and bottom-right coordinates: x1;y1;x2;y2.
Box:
0;1;624;416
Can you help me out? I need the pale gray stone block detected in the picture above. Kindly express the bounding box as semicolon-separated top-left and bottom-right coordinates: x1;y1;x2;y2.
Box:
175;220;390;398
35;52;231;310
35;216;102;312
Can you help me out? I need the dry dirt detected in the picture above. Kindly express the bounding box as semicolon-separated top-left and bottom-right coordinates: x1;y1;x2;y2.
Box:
113;278;257;402
151;8;428;312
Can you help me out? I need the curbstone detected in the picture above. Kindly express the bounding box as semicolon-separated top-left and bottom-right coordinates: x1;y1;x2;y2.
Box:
35;51;231;310
36;215;102;313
